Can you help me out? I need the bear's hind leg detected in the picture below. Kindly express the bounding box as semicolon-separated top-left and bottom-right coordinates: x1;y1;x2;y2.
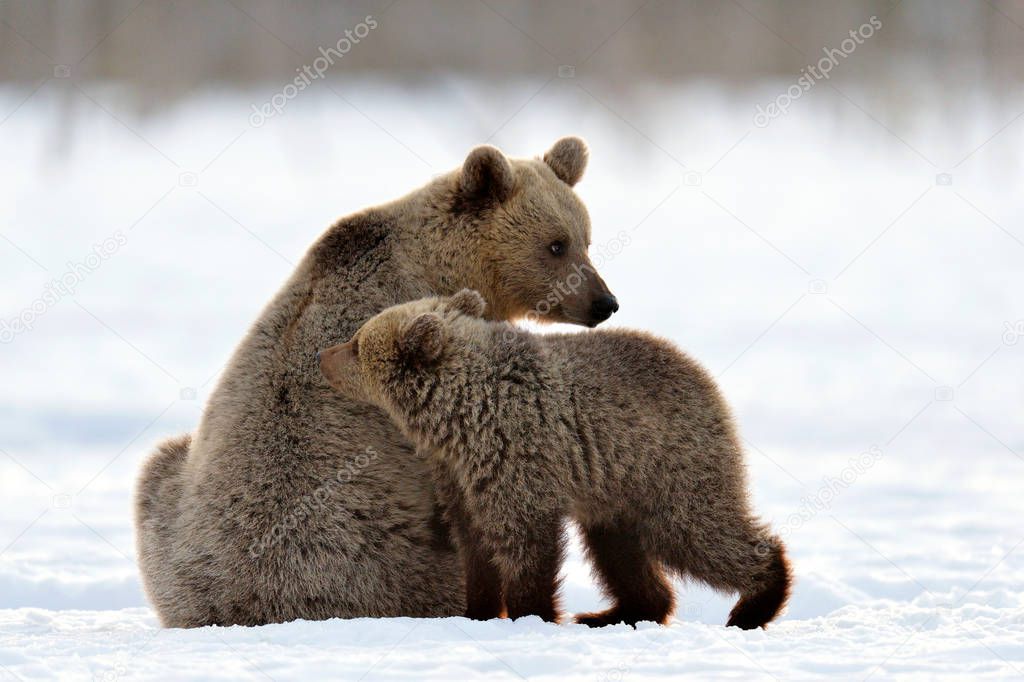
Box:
575;521;674;627
496;517;566;623
662;521;791;630
445;490;504;620
725;539;792;630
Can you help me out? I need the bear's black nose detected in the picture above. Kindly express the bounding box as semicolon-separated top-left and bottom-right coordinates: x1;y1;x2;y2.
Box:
590;294;619;323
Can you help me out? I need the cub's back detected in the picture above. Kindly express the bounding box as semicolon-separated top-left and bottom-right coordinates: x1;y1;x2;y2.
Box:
546;328;729;419
542;328;742;479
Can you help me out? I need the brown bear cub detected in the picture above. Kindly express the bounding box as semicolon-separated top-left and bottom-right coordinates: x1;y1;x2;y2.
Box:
319;290;792;629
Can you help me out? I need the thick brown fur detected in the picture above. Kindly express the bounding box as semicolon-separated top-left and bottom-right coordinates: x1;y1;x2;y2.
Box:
133;138;619;627
320;292;792;628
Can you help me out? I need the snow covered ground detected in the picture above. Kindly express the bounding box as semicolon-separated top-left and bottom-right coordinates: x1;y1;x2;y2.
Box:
4;599;1024;680
1;75;1023;679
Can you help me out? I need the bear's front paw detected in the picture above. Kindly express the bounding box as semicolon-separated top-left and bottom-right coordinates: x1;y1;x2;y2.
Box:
575;607;632;628
575;606;667;628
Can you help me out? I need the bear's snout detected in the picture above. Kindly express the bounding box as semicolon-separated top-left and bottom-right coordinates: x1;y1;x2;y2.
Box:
588;294;619;326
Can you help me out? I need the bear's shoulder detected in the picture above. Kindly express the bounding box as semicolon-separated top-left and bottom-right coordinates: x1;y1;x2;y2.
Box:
307;208;397;281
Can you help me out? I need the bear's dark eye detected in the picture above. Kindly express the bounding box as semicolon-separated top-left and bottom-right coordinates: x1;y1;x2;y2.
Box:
549;240;566;257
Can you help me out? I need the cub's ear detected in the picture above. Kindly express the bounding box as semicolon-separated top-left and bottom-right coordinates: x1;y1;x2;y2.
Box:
543;136;588;186
446;289;486;318
398;313;445;366
461;144;514;203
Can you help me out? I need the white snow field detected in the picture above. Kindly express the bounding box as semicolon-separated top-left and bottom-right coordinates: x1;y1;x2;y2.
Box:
1;74;1023;679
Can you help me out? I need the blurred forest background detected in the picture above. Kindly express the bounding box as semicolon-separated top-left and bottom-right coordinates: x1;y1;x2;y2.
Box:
2;0;1022;103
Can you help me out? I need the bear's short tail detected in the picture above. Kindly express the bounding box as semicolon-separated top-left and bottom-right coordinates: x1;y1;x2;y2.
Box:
726;540;792;630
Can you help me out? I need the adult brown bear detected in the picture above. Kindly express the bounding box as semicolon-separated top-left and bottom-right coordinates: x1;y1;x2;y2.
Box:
134;137;618;627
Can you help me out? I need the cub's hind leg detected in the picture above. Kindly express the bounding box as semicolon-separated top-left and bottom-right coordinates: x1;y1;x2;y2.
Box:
662;518;791;630
455;516;504;621
575;521;674;627
493;514;566;623
724;536;791;630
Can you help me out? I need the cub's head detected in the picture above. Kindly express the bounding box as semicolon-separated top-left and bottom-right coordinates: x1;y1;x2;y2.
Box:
450;137;618;328
319;289;487;408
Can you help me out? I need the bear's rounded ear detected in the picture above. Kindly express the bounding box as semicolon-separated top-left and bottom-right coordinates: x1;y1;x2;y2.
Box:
543;136;588;187
399;313;445;366
461;145;515;203
446;289;487;318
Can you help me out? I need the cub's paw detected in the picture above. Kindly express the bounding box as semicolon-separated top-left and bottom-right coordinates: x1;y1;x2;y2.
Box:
463;605;503;621
575;607;636;628
575;605;671;628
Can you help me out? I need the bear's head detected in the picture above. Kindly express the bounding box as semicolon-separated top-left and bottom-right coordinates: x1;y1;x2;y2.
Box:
442;137;618;328
319;289;487;408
